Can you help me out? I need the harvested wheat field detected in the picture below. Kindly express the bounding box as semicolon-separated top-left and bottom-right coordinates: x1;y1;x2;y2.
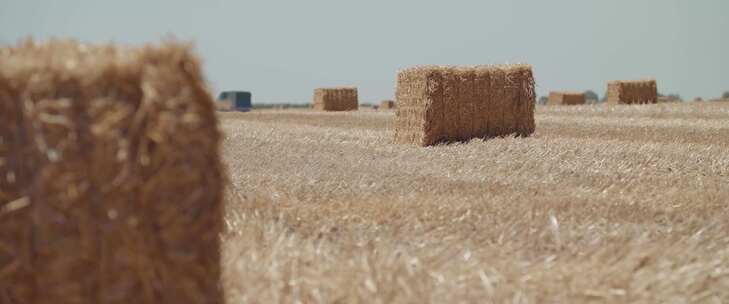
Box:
220;102;729;303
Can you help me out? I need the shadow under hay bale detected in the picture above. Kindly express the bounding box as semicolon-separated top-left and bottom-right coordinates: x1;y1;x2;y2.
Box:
0;40;223;304
380;100;395;110
312;87;358;111
394;65;535;146
606;80;658;104
547;91;585;105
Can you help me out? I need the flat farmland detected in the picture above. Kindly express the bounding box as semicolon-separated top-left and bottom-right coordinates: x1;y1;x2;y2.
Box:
220;103;729;303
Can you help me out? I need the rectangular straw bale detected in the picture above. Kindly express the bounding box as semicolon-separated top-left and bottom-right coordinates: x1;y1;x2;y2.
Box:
312;87;358;111
547;91;585;105
394;65;535;146
606;80;658;104
380;100;395;109
0;40;223;304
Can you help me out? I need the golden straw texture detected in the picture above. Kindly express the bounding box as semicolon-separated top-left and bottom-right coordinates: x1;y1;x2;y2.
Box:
379;100;395;110
606;80;658;104
0;40;223;304
548;91;585;105
394;65;535;146
218;101;729;303
312;87;358;111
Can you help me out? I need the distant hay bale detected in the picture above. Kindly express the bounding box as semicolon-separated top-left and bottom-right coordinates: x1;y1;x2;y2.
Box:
694;97;703;102
394;65;535;146
312;87;358;111
380;100;395;110
0;40;223;303
606;80;658;104
547;91;585;105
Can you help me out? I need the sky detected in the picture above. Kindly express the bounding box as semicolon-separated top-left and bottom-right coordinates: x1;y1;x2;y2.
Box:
1;0;727;103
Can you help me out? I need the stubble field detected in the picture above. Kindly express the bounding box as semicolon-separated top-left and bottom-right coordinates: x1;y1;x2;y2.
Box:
219;103;729;303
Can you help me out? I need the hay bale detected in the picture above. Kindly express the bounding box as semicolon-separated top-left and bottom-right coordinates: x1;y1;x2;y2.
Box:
394;65;535;146
547;91;585;105
694;97;703;102
606;80;658;104
380;100;396;110
0;40;223;303
312;87;358;111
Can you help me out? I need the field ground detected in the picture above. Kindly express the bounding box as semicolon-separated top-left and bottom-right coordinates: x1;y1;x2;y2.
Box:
219;102;729;303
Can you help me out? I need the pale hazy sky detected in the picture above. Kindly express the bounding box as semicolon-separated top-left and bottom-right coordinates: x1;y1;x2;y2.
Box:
1;0;727;103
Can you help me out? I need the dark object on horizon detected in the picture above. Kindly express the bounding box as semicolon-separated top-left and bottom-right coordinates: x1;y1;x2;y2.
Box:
584;90;599;102
722;91;729;99
218;91;252;111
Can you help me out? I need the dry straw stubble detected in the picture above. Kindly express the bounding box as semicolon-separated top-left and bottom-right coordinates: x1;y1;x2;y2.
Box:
0;40;223;304
394;65;535;146
219;103;729;302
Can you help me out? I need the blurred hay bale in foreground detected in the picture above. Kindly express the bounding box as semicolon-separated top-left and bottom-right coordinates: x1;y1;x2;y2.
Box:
379;100;395;110
394;65;535;146
548;91;585;105
312;87;358;111
606;80;658;104
0;40;223;304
